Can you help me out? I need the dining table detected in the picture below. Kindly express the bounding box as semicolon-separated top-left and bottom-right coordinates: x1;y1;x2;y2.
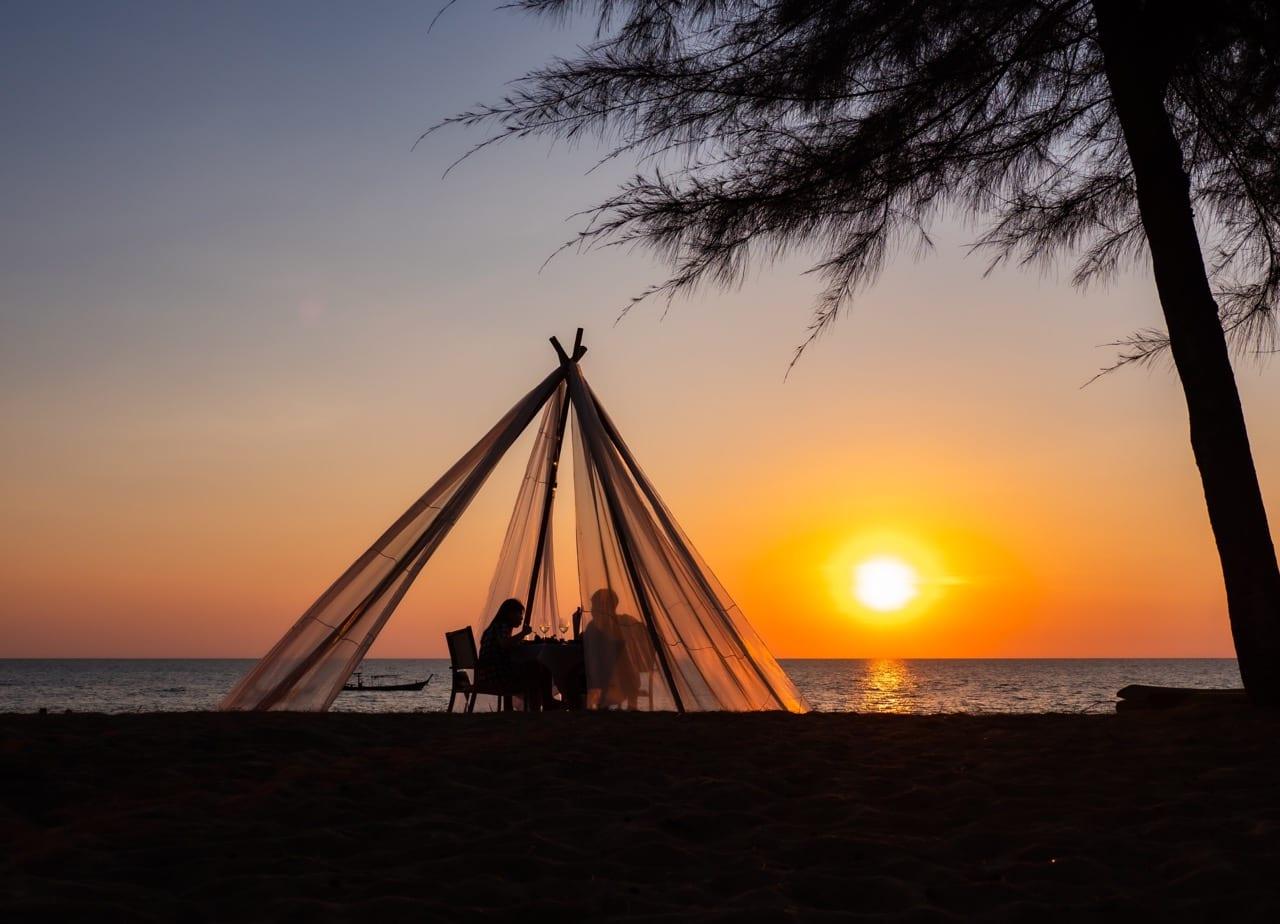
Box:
511;637;586;708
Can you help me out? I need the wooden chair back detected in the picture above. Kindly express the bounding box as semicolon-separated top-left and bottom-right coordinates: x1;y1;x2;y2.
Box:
446;626;478;671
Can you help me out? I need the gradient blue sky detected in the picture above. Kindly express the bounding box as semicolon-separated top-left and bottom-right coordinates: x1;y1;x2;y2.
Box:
3;2;1277;658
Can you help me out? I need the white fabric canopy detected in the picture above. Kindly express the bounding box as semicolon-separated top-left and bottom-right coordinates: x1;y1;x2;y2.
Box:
220;340;807;713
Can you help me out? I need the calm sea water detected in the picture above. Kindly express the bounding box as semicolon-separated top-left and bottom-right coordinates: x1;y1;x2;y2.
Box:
0;659;1241;714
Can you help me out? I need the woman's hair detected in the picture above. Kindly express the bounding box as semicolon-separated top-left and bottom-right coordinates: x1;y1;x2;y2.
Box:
494;597;524;626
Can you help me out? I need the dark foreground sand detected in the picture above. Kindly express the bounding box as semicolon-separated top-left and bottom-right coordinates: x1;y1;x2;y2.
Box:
3;710;1280;922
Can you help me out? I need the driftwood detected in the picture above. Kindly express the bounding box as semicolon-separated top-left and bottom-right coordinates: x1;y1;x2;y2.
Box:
1116;684;1249;712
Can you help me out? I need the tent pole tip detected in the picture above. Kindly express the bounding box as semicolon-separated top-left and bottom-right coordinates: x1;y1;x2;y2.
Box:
552;330;588;364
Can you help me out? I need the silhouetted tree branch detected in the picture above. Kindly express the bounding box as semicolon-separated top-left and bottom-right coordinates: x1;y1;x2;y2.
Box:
435;1;1278;372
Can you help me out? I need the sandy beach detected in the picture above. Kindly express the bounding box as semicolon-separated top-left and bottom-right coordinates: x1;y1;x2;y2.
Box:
3;709;1279;921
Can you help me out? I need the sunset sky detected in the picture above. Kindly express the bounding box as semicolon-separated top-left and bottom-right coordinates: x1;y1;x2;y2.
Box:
3;1;1278;660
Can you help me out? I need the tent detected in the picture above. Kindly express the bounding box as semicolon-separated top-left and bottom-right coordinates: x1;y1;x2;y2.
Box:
220;332;808;713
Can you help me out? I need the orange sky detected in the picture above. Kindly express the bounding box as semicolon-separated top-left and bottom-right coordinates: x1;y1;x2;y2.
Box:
3;243;1274;659
2;5;1276;659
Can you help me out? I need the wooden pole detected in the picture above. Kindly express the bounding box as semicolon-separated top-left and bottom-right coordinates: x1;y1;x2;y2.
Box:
522;385;571;631
523;330;582;629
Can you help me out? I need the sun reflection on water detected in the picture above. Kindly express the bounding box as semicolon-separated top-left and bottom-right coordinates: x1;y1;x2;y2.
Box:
856;659;918;713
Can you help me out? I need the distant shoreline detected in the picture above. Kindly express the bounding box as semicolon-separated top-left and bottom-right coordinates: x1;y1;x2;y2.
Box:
1;659;1243;715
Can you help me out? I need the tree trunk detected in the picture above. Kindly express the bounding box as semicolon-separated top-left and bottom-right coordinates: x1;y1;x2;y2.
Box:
1094;0;1280;702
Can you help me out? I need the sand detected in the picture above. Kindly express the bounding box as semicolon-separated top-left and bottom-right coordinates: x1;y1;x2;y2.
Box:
3;709;1279;921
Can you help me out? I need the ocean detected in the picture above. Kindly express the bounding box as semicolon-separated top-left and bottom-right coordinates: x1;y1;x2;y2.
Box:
0;658;1241;714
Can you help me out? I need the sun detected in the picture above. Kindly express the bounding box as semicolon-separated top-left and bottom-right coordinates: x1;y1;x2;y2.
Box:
824;531;948;623
853;556;920;612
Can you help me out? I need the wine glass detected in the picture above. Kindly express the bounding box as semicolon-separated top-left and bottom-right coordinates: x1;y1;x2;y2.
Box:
539;622;550;639
558;623;569;639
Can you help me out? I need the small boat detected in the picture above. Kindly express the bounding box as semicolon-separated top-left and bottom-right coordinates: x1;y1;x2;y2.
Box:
343;672;433;692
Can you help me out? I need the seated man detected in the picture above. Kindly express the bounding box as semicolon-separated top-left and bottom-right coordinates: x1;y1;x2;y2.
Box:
582;588;645;710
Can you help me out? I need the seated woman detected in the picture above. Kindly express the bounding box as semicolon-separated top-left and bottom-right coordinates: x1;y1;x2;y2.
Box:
476;598;554;710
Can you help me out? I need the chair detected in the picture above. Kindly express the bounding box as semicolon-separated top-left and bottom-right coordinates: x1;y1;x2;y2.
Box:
445;626;518;713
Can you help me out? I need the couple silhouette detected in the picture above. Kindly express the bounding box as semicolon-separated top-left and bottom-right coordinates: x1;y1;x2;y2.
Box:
477;588;647;710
